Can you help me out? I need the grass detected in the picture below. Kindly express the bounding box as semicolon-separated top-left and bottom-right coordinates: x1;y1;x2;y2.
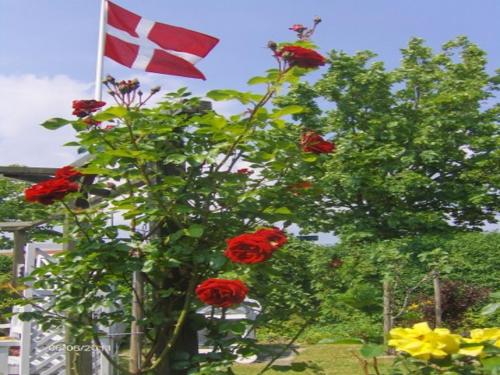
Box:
233;344;393;375
117;344;394;374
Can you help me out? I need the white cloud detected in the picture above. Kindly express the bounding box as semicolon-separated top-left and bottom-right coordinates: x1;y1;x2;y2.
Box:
0;73;243;169
0;74;92;167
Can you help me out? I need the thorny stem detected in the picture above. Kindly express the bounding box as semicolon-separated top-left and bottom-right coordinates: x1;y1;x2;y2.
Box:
60;201;92;242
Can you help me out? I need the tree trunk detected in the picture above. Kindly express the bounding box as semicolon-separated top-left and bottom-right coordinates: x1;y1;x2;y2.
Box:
383;280;394;354
433;271;443;327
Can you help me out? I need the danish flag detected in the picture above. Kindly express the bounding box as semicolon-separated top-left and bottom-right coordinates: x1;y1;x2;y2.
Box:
104;1;219;80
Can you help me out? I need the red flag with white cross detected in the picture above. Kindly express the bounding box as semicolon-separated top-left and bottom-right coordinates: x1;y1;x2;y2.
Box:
104;1;219;80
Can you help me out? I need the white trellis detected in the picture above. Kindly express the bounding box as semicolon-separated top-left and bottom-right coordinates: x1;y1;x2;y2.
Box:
2;244;118;375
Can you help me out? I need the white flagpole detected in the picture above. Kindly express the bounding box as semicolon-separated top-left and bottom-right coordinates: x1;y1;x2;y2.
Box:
94;0;108;100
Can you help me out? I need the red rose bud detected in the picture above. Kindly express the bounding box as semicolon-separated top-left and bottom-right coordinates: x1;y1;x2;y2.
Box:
289;24;307;32
225;233;275;264
72;100;106;118
196;278;248;308
254;228;288;249
24;178;79;205
329;257;343;269
267;40;278;52
277;46;326;69
301;131;335;154
55;166;82;181
82;117;102;127
118;79;140;94
289;181;313;190
237;168;254;175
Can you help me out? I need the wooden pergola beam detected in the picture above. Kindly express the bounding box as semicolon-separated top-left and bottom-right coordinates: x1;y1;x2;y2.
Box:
0;221;46;231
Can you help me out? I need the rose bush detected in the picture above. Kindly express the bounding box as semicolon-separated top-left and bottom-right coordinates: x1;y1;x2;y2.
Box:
22;21;333;375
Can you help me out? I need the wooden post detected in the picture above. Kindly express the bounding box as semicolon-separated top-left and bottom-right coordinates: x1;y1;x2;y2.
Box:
130;271;145;373
383;280;394;353
433;271;443;327
12;230;27;286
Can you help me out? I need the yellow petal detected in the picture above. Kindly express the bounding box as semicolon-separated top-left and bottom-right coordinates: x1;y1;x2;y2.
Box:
459;346;484;357
413;322;432;335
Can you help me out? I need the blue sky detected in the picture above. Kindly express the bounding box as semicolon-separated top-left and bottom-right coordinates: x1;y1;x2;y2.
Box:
1;0;499;89
0;0;498;243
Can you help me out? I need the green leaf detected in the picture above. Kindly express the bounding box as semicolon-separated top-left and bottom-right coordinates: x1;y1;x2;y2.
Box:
271;105;305;119
92;106;128;121
206;89;262;104
185;224;204;238
360;344;385;358
481;303;500;316
264;207;292;215
165;154;187;165
41;118;70;130
481;356;500;371
247;76;270;85
206;89;242;101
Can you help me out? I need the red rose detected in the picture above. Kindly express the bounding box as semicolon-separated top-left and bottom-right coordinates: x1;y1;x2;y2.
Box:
301;131;335;154
277;46;326;69
25;178;79;205
225;233;275;264
237;168;253;175
196;278;248;308
72;100;106;118
254;228;288;249
55;166;82;180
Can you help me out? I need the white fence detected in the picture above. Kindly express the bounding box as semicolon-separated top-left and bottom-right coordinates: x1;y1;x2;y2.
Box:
2;244;118;375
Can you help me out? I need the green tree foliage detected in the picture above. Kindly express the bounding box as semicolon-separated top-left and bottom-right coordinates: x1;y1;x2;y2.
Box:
285;37;499;241
0;176;52;249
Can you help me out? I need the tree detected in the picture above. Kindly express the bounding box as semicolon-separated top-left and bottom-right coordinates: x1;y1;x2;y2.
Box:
278;36;499;339
0;177;51;249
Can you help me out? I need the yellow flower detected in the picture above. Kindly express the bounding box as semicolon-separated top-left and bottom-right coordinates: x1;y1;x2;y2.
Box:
408;303;419;311
389;322;460;361
459;328;500;357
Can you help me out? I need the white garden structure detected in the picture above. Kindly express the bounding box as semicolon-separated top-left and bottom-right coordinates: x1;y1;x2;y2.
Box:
0;244;263;374
0;244;118;375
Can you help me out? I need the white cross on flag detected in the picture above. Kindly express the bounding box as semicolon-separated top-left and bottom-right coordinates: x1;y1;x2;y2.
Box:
105;1;219;80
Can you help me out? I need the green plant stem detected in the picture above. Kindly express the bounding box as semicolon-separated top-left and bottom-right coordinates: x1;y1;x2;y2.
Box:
60;201;92;242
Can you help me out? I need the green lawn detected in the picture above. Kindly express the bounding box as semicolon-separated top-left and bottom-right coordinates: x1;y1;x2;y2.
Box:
233;344;393;375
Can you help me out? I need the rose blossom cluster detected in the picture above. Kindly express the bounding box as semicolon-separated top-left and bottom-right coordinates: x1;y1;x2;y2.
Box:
24;166;82;205
196;228;287;308
72;100;106;118
72;99;106;128
277;45;326;69
301;131;335;154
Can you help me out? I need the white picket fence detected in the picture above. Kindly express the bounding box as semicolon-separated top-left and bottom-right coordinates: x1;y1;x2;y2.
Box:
2;244;118;375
